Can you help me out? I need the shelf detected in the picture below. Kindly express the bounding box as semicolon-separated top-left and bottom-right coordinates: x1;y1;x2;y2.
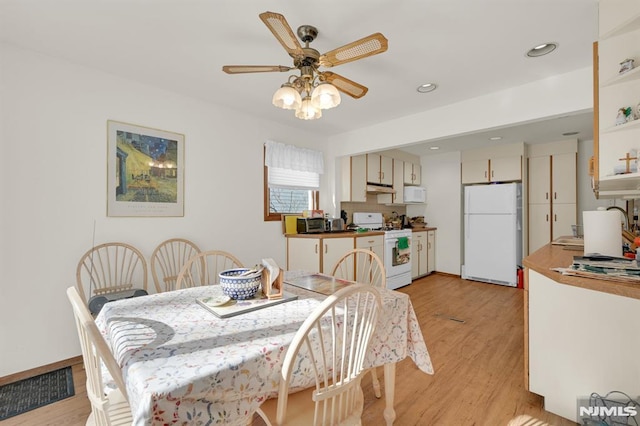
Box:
602;118;640;134
601;12;640;39
601;65;640;87
599;172;640;191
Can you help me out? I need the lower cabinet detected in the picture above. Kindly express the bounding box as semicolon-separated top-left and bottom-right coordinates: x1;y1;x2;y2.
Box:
411;230;436;279
286;234;384;275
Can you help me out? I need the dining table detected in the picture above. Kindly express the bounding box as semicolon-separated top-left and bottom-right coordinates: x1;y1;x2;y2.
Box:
95;271;434;426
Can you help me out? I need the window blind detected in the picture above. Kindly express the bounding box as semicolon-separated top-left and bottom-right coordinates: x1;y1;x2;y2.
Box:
265;140;324;190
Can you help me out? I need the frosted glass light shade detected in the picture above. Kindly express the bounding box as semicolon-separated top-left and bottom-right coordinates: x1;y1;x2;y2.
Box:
311;82;341;109
272;84;302;110
295;97;322;120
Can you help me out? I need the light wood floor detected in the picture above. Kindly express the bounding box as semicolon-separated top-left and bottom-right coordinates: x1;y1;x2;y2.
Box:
3;274;577;426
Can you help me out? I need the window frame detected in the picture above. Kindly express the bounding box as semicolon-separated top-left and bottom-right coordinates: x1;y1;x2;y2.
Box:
263;156;319;222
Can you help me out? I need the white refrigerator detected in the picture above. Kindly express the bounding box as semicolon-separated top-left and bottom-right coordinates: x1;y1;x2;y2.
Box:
462;183;522;287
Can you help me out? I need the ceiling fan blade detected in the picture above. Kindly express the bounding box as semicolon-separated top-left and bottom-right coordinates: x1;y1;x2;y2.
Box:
259;12;304;58
321;72;368;99
319;33;388;67
222;65;292;74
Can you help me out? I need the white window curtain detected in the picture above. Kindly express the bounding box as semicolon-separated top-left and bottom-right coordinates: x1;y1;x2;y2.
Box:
265;140;324;190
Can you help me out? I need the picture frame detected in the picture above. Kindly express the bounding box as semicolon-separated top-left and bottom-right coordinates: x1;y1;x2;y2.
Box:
107;120;184;217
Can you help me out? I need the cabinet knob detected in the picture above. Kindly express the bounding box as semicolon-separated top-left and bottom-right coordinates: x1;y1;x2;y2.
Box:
546;214;549;222
324;244;328;254
315;244;318;254
554;192;557;200
546;192;549;200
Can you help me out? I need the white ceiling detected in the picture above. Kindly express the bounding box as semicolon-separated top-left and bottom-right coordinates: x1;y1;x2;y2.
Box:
0;0;598;154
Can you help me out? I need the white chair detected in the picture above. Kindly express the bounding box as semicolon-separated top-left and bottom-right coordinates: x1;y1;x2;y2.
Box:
66;286;133;426
331;248;386;398
175;250;243;289
256;284;382;426
76;242;148;303
150;238;201;293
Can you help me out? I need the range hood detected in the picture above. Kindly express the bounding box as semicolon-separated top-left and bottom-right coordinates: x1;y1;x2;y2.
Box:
366;184;395;194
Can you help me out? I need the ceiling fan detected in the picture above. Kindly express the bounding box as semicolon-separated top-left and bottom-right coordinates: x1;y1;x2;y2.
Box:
222;11;388;120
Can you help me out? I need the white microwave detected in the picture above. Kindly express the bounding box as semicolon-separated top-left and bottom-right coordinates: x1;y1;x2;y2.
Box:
404;186;426;203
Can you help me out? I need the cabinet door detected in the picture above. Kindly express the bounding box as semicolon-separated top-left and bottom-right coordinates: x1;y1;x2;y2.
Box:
491;156;522;182
321;238;355;275
528;204;551;253
552;203;576;240
413;164;421;185
528;156;551;205
551;153;577;204
404;162;421;185
341;155;367;202
380;155;393;186
355;235;384;261
411;232;425;278
461;159;490;184
378;159;403;204
426;230;436;274
287;238;320;272
367;153;381;184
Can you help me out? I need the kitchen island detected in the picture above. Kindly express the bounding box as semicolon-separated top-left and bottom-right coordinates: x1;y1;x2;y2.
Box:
523;244;640;423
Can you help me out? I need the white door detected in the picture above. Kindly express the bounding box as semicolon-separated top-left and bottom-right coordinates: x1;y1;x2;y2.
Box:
552;203;577;240
529;204;551;253
464;213;517;285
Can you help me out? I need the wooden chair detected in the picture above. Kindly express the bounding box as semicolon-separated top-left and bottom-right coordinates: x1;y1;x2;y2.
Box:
76;242;148;303
150;238;201;293
66;286;133;426
331;248;386;398
256;284;382;426
175;250;243;289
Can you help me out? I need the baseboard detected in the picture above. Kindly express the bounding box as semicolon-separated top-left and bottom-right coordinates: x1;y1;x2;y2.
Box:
434;271;461;278
0;356;83;387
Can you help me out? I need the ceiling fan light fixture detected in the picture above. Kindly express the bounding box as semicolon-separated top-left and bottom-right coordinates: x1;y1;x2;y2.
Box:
272;83;302;110
295;96;322;120
311;82;341;109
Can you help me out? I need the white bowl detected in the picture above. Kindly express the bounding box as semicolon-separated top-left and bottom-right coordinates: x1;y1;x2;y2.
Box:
218;268;261;300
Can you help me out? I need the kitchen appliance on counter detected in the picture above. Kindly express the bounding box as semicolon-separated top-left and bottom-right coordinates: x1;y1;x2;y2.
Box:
297;217;325;234
462;183;522;287
325;218;346;232
353;212;412;289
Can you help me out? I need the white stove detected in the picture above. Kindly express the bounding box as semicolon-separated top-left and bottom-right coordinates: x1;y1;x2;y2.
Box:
353;213;413;289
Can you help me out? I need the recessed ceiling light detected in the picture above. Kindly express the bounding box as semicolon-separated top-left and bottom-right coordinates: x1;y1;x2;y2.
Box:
489;136;503;141
562;131;579;136
417;83;437;93
526;42;558;57
429;146;440;150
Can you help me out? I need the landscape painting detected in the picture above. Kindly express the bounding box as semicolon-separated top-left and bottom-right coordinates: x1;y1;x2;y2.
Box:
107;120;184;217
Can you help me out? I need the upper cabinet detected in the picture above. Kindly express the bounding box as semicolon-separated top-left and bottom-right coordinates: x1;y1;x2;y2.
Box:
403;161;421;185
367;153;393;186
340;155;367;202
461;156;522;184
594;1;640;198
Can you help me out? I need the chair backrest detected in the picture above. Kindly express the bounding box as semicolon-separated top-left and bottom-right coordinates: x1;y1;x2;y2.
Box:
275;284;382;425
175;250;244;289
76;242;148;303
66;286;129;423
150;238;201;293
331;248;386;288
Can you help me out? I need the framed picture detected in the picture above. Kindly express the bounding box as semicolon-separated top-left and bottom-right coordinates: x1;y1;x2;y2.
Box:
107;120;184;217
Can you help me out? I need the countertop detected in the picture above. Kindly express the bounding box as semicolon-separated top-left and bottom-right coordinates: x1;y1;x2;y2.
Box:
285;227;437;238
523;243;640;300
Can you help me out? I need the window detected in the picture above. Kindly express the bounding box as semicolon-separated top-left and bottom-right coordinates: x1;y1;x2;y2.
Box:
264;141;323;221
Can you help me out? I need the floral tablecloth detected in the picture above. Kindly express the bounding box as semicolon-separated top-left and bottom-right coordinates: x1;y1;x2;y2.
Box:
95;278;433;426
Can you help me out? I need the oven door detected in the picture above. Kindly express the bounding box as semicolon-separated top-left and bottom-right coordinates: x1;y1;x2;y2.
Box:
384;236;412;276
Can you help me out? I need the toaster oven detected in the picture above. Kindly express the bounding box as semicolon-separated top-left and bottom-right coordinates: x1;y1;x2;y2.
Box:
297;217;325;234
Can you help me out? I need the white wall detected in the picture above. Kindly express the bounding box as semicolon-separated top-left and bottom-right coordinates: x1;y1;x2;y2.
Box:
0;43;326;376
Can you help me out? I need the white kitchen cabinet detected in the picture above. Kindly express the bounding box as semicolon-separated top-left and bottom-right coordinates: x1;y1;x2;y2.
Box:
321;238;355;274
340;155;367;202
286;236;355;274
411;230;435;279
528;204;551;254
426;230;435;274
551;203;577;241
527;151;576;253
367;153;393;186
377;158;404;204
355;234;384;262
403;161;421;185
594;3;640;198
461;156;521;184
287;237;322;272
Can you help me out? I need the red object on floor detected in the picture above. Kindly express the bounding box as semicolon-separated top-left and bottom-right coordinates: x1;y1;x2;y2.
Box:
517;267;524;289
